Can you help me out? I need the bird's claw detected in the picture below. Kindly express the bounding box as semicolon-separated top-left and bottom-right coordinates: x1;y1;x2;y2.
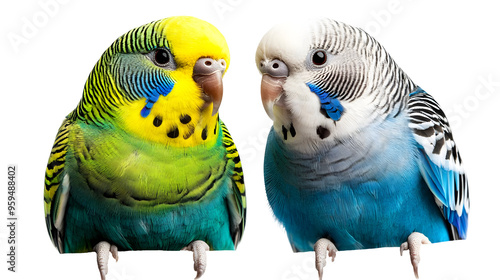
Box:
314;238;338;280
183;240;210;279
400;232;431;279
94;241;119;280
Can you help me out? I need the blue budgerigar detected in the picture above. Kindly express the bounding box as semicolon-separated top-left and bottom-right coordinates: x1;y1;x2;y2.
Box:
255;18;469;278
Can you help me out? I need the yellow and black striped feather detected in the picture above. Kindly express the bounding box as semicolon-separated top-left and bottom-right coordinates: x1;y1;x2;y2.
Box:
220;121;246;246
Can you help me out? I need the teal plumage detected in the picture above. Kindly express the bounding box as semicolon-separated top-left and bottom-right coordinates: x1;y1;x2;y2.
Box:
55;120;239;252
44;16;245;279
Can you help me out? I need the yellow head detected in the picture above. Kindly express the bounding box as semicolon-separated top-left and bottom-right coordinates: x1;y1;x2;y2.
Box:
75;16;230;147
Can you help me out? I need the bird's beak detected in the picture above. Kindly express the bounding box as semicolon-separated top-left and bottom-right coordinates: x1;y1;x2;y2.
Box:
259;59;289;120
193;58;226;116
261;74;286;119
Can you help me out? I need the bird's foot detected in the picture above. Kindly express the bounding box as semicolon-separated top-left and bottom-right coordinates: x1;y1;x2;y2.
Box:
314;238;338;280
94;241;119;280
183;240;210;279
400;232;431;279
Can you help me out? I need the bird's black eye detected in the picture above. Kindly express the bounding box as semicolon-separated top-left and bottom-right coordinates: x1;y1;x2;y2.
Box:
312;50;327;66
153;49;170;66
146;48;176;70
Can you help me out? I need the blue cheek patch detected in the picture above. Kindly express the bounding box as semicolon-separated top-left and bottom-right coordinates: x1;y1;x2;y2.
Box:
139;78;175;118
140;95;159;118
307;83;344;121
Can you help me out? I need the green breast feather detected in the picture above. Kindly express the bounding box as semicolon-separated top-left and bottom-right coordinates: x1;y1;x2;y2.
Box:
44;118;246;252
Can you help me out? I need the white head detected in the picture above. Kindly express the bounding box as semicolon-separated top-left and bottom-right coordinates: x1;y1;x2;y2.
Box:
256;18;415;154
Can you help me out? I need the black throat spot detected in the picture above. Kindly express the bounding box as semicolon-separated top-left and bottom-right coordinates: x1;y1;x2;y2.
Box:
167;127;180;138
282;125;288;140
289;123;296;137
153;116;163;127
180;114;192;124
316;126;330;139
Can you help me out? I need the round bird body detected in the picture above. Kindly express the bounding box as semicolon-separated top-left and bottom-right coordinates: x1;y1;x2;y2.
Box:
44;16;246;279
256;18;468;278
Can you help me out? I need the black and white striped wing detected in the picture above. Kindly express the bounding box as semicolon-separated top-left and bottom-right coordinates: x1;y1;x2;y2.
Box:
407;89;469;239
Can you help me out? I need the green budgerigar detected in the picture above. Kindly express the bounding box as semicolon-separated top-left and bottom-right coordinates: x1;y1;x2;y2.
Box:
43;16;246;279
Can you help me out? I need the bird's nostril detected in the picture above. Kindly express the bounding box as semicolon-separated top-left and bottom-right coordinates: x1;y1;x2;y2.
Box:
194;58;226;76
259;59;288;77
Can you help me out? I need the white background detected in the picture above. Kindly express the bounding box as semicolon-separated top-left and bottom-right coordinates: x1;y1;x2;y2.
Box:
1;0;499;279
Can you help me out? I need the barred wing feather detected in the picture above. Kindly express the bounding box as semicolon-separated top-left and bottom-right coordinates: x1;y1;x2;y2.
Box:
408;89;469;239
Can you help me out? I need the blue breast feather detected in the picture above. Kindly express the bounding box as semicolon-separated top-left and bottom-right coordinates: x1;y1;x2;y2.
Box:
264;120;452;252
